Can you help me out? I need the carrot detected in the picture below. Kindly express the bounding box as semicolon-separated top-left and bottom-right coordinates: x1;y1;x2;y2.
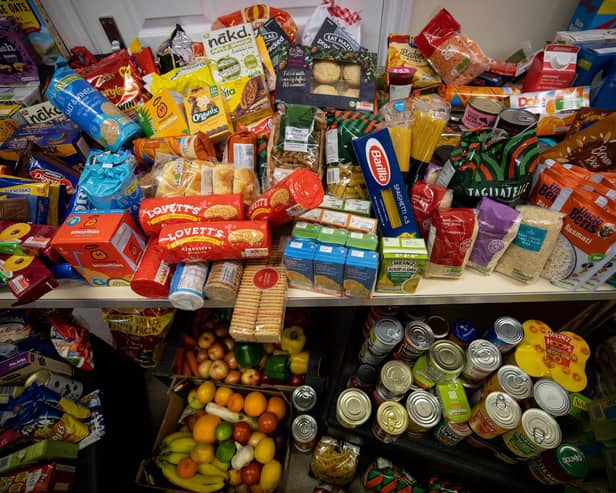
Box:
182;334;198;347
173;347;186;374
182;360;192;376
185;350;198;376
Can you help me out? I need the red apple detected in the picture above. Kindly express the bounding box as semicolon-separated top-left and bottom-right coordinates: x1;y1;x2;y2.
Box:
197;359;213;378
210;360;229;380
288;374;306;386
224;352;239;370
208;342;225;360
224;370;241;385
196;348;209;362
240;368;260;386
222;337;235;352
198;332;215;349
215;324;229;338
232;422;252;444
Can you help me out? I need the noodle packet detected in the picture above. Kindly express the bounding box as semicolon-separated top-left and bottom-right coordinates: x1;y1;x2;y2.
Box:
468;197;521;274
425;208;478;278
414;9;490;85
410;181;453;238
495;205;564;284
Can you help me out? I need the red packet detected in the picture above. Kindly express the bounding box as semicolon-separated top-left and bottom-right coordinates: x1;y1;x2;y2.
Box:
522;44;579;92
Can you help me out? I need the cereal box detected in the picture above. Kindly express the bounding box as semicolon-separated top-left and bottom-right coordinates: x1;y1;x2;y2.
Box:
283;238;316;290
202;23;272;126
343;248;378;299
376;237;428;293
313;244;346;296
51;210;146;286
138;89;189;138
184;84;232;142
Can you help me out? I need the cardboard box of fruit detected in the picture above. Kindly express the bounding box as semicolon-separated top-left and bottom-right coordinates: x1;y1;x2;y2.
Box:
136;378;290;492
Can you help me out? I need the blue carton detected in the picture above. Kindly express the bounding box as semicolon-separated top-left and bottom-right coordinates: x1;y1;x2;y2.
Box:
343;248;379;299
352;128;420;237
568;0;616;30
313;244;347;296
283;238;316;291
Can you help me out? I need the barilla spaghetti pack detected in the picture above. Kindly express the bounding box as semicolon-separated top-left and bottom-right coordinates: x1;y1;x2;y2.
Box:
352;128;420;237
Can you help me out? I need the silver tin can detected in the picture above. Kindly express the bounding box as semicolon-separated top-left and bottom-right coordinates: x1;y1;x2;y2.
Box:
336;388;372;429
405;390;441;438
359;341;386;366
292;414;318;452
462;339;502;383
368;317;404;355
502;408;562;459
426;340;465;384
532;379;571;417
426;315;450;340
434;419;472;446
393;321;434;364
292;385;317;413
483;316;524;353
347;364;378;392
380;360;413;396
482;365;532;401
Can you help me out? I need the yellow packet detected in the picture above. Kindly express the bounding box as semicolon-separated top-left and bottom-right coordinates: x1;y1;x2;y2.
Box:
149;60;216;95
184;86;232;142
256;33;276;92
387;41;440;88
137;89;189;138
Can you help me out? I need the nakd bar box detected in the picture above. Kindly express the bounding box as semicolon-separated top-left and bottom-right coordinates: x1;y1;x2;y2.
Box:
52;210;146;286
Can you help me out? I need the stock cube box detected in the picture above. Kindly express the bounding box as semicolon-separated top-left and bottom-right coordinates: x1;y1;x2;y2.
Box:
52;210;146;286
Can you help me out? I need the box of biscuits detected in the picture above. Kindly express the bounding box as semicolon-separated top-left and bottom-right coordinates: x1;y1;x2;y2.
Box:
276;45;377;112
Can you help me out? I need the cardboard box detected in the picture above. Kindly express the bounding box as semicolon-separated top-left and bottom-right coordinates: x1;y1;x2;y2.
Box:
19;101;67;125
0;104;26;125
284;237;316;290
0;440;78;475
137;89;188;138
522;44;579;92
51;210;146;286
0;351;73;384
376;237;427;293
0;462;76;493
184;85;232;142
343;248;378;299
568;0;616;30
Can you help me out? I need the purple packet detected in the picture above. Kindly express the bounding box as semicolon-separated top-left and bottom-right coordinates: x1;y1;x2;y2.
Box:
0;17;39;85
468;197;521;274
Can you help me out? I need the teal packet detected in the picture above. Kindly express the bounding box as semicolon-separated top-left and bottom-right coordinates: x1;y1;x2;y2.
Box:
283;238;316;291
343;248;378;299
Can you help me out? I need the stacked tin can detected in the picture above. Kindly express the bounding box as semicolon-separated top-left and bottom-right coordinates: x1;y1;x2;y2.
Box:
291;385;318;453
359;317;404;366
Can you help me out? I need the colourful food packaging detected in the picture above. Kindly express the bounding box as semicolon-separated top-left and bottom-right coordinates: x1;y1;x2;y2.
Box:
353;128;420;237
511;320;589;392
317;226;348;246
376;237;427;293
158;220;271;264
212;4;298;43
438;85;520;108
0;440;78;475
49;314;94;371
346;231;379;251
130;239;174;298
363;457;417;492
320;195;372;217
19;101;67;125
386;34;440;89
9;383;90;420
184;85;232;142
51;210;146;287
566;108;615;137
522;45;579;92
0;254;58;306
313;244;346;296
0;17;39;86
292;221;320;240
283;238;316;290
298;208;379;234
344;248;379;299
437;381;472;423
138;194;244;236
529;162;582;209
0;462;76;493
137;89;188;138
22;150;81;194
132;131;217;167
0;221;58;261
45;59;141;151
411;181;453;238
0;351;73;385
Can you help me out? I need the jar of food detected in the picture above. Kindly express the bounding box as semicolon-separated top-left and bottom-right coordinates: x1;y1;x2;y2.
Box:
336;388;372;429
449;320;479;349
483;317;524;353
292;414;318;452
531;379;571;417
469;391;521;439
367;317;404;356
433;419;472;446
527;444;588;485
462;339;501;384
392;321;434;364
372;401;409;444
502;408;562;459
482;365;532;401
405;390;441;438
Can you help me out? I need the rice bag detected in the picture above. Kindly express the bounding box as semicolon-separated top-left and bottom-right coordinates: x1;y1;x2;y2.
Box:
410;181;453;238
468;197;521;274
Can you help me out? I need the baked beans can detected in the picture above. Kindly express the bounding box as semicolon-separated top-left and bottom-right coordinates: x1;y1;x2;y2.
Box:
495;108;539;136
501;408;562;459
372;383;404;407
392;321;434;364
336;388;372;429
359;341;386;366
380;360;413;396
292;414;318;452
483;317;524;353
463;96;505;129
482;365;532;401
527;444;588;485
367;317;404;356
531;379;571;417
292;385;317;413
247;168;324;225
433;418;472;446
461;339;502;384
372;401;409;444
347;364;378;392
425;315;450;340
25;369;83;401
469;391;521;439
405;390;441;438
362;306;400;337
449;320;479;348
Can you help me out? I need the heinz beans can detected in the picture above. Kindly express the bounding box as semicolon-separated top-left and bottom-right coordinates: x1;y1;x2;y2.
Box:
469;391;521;439
482;365;532;400
527;444;588;484
502;409;562;459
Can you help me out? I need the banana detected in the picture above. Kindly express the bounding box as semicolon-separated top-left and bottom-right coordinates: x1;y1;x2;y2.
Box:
159;451;190;465
210;459;230;472
167;436;197;453
158;463;225;493
161;431;192;449
197;463;229;479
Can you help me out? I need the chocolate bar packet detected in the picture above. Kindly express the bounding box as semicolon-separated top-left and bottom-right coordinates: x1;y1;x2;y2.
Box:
311;17;361;52
259;18;290;68
9;383;90;420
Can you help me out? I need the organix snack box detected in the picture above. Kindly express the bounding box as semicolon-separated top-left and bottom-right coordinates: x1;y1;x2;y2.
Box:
283;238;316;290
376;237;427;293
344;248;378;299
313;244;346;296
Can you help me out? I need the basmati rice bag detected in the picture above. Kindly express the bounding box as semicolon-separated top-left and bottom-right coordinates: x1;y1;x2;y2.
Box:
495;205;564;284
425;208;478;278
542;190;616;290
529;164;581;209
468;197;521;274
414;9;490;85
410;181;453;238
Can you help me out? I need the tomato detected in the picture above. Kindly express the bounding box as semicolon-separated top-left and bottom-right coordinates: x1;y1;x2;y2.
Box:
257;412;278;434
241;461;261;486
233;421;252;444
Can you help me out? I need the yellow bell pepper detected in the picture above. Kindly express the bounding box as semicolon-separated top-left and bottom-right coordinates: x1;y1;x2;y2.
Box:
290;351;309;375
281;326;306;354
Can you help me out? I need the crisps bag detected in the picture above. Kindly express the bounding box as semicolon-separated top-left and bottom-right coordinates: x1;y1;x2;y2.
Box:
436;126;539;207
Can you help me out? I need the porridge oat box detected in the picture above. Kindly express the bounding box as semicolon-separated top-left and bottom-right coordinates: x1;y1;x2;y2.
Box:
202;23;272;126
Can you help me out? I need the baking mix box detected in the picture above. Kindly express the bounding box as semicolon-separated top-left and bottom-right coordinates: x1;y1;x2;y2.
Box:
51;210;146;286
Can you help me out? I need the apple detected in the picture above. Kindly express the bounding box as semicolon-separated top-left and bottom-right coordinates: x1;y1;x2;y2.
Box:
288;374;306;386
215;324;229;338
196;348;209;362
198;332;216;349
224;370;241;385
222;337;235;352
224;352;239;370
241;369;260;386
187;389;204;409
210;360;230;380
232;422;252;444
197;359;213;378
208;342;226;360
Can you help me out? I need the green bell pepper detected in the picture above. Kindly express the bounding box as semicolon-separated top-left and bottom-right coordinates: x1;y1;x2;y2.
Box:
234;342;263;369
264;354;290;381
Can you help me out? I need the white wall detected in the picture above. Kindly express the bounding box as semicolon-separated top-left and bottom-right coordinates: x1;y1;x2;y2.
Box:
409;0;580;59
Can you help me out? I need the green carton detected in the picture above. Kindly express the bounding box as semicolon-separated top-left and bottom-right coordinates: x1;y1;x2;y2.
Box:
376;237;428;293
0;440;78;474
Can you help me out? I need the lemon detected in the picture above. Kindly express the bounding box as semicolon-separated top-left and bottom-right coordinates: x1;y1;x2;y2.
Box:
190;443;214;464
196;381;216;404
254;437;275;464
260;459;282;491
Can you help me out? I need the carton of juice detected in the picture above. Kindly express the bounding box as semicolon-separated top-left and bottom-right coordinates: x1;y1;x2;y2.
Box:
376;237;427;293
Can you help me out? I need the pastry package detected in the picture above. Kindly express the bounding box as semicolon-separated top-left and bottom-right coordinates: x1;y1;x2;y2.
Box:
148;154;215;198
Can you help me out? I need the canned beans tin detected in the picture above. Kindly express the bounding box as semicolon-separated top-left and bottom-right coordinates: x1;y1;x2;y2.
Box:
426;340;465;384
347;364;378;392
368;317;404;355
425;315;450;339
469;391;521;439
336;388;372;429
527;444;588;485
433;419;472;446
292;385;317;413
462;339;502;384
483;317;524;353
482;365;532;401
531;379;571;417
372;401;409;443
405;390;441;438
292;414;318;452
359;341;386;366
380;360;413;396
502;409;562;459
463;96;504;129
393;321;434;364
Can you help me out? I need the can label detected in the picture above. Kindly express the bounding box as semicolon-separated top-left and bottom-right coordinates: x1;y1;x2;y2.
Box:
359;341;385;365
462;361;493;383
392;334;426;364
433;420;467;446
527;458;562;485
347;372;374;393
371;418;401;444
463;100;500;129
469;402;505;439
411;354;437;389
294;436;316;453
502;430;544;458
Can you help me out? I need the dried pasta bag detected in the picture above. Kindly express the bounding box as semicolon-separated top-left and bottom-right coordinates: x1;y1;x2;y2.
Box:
425;208;478;278
467;197;521;274
410;181;453;238
311;436;360;487
386;34;440;89
495;205;564;284
414;9;490;85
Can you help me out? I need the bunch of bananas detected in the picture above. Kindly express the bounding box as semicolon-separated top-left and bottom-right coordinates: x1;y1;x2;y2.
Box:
155;432;229;493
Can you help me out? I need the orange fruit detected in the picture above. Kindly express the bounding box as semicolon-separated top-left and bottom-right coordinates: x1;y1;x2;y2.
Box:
196;381;216;404
176;457;198;478
227;393;244;412
193;414;221;444
214;386;234;406
244;391;267;417
229;468;242;486
266;396;287;421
